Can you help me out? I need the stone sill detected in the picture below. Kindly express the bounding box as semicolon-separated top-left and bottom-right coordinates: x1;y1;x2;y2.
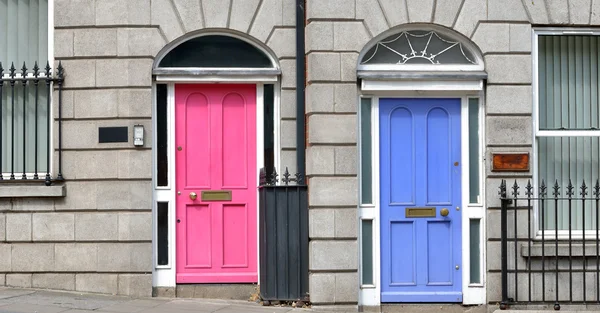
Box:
522;243;600;258
0;184;65;198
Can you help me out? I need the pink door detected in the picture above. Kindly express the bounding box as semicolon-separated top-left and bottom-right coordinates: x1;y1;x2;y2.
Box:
175;84;257;283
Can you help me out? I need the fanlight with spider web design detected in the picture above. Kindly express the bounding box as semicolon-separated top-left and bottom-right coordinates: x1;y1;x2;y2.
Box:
360;30;478;65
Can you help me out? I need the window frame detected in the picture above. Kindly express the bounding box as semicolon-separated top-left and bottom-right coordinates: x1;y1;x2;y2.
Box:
0;0;55;179
533;28;600;238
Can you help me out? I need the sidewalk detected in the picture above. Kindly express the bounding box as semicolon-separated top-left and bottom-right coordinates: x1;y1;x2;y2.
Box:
0;288;343;313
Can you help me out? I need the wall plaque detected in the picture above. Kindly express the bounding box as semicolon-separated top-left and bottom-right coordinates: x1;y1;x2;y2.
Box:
99;127;128;143
492;153;529;172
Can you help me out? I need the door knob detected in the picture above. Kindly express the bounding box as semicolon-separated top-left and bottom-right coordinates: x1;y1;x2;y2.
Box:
189;192;197;200
440;208;449;217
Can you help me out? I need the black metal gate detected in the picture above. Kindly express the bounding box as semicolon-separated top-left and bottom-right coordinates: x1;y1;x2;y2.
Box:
259;167;309;304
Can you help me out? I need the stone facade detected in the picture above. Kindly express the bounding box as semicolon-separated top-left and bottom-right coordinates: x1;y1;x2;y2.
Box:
304;0;600;309
0;0;297;297
1;0;599;309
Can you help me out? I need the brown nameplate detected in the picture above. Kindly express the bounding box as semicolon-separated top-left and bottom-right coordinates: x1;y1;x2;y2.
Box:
492;153;529;172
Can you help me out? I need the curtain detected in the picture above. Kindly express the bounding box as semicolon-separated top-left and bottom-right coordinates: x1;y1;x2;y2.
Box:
0;0;49;176
538;35;600;230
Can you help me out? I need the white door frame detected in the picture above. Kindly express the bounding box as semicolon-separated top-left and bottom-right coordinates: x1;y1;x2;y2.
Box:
358;83;486;306
151;76;281;288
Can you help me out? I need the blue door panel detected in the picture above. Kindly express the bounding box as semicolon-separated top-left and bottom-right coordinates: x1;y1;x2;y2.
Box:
427;221;452;285
380;98;462;303
389;221;415;285
389;108;414;205
426;108;452;205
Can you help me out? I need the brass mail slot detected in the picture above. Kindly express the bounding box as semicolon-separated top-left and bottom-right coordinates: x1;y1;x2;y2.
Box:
201;190;232;201
405;207;436;218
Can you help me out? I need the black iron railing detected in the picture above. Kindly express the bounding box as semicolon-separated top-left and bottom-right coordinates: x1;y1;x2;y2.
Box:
0;61;64;185
259;167;309;305
499;179;600;310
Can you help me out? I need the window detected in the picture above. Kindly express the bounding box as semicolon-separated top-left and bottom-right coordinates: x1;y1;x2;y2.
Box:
360;30;476;65
158;35;272;68
536;32;600;230
0;0;51;180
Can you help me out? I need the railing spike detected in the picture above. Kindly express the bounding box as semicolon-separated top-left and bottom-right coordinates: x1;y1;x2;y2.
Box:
553;180;560;198
566;179;574;198
526;180;533;198
581;180;588;198
57;61;64;79
512;180;519;198
595;179;600;199
32;62;39;78
9;63;16;78
539;180;547;198
44;61;51;78
0;62;3;76
269;167;278;186
499;179;507;198
21;62;27;76
283;167;291;185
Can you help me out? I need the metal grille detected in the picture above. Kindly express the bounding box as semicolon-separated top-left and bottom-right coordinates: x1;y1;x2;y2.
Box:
499;179;600;310
0;61;64;185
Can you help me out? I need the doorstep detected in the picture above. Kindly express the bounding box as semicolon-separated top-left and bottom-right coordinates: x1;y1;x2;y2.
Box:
153;284;258;301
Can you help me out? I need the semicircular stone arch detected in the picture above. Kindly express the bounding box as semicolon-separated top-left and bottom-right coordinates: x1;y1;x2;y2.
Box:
150;0;296;61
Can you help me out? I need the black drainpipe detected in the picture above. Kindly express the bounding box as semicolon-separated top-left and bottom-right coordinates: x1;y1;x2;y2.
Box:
295;0;306;179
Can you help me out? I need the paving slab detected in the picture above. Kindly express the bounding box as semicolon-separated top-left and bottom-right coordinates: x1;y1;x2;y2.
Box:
0;289;35;300
0;288;345;313
0;303;70;313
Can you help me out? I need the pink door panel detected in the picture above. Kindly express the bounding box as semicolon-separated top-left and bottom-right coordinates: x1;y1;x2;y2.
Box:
176;84;257;283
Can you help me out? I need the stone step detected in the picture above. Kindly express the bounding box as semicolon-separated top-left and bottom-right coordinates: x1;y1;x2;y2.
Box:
153;284;259;301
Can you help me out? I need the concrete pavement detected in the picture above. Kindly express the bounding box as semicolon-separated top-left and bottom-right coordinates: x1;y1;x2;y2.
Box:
0;288;344;313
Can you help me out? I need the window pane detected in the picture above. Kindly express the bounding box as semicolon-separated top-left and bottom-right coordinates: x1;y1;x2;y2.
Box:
156;84;168;187
361;98;372;204
469;98;480;204
157;202;169;266
0;0;48;67
538;35;600;130
361;30;477;65
469;219;481;284
538;136;599;230
361;219;373;285
264;84;274;177
0;0;49;177
159;35;272;68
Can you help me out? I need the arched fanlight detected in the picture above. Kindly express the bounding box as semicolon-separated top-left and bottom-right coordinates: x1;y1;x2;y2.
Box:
158;35;275;69
361;30;478;66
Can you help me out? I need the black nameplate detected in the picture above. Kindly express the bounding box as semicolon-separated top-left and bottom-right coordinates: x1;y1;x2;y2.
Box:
99;127;128;143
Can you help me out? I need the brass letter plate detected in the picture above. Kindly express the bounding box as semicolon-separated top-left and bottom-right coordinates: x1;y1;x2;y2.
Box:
201;190;232;201
405;207;436;218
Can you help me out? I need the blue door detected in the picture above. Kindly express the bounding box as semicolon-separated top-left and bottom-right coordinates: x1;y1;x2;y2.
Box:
380;98;462;303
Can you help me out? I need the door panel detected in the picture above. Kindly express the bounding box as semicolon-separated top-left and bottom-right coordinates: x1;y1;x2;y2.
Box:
185;204;211;268
176;84;257;283
185;93;210;188
380;98;462;302
390;221;415;285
